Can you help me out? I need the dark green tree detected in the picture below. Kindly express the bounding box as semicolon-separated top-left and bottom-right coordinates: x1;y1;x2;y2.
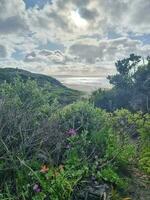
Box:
91;54;150;112
131;58;150;112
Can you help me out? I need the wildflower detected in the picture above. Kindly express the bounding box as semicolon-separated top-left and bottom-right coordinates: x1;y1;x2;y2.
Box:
40;165;49;173
66;128;77;137
33;184;41;193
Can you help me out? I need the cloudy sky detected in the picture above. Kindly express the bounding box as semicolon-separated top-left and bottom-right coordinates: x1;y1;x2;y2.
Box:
0;0;150;91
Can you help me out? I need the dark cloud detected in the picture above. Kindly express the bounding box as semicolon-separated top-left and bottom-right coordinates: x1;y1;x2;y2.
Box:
24;49;66;64
47;12;69;30
24;51;36;62
0;16;28;34
69;43;102;64
0;45;7;58
69;38;146;64
79;8;98;20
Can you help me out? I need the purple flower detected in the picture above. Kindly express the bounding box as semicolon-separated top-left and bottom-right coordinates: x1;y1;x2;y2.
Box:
66;129;77;137
33;184;41;193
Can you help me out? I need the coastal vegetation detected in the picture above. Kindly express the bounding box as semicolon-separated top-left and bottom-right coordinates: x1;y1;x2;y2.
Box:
0;55;149;199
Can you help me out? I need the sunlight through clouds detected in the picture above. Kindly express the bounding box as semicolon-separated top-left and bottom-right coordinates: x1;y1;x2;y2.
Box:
70;10;88;30
0;0;150;91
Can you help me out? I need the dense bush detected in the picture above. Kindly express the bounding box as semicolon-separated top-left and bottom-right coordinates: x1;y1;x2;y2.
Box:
50;101;109;132
0;78;60;158
0;78;149;199
0;78;62;198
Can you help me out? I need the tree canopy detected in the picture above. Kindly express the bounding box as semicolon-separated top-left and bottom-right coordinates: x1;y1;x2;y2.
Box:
91;54;150;113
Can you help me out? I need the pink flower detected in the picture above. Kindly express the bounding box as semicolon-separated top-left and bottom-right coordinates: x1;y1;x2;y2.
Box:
66;129;77;137
33;184;41;193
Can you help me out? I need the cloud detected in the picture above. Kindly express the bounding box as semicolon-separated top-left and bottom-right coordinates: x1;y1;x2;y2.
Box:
0;0;150;90
24;51;37;62
0;0;28;34
68;37;149;64
0;45;7;58
0;0;149;40
24;49;66;64
78;7;98;21
128;0;150;34
0;16;28;34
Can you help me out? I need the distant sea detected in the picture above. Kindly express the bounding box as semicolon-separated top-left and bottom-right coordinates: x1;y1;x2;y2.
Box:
54;75;111;92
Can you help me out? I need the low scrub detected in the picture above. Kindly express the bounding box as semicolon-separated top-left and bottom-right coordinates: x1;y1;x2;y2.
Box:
0;78;149;199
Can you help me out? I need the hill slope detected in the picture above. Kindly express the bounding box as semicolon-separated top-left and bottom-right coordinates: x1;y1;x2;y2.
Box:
0;68;81;104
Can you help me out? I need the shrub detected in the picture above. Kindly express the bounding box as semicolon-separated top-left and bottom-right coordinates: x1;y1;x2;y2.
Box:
0;79;149;199
0;78;61;196
50;101;109;133
112;109;150;174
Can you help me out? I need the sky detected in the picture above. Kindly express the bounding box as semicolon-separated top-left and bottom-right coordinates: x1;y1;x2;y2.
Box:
0;0;150;91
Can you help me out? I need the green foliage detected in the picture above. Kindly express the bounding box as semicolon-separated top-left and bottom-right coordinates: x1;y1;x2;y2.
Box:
51;101;108;133
0;75;149;199
0;78;62;198
111;109;150;175
0;68;81;105
91;54;150;112
114;54;141;76
139;147;150;174
137;113;150;174
64;122;135;190
0;78;59;157
97;166;125;187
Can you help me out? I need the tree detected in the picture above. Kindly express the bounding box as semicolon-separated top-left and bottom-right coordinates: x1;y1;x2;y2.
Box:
108;54;141;88
91;54;150;112
131;58;150;112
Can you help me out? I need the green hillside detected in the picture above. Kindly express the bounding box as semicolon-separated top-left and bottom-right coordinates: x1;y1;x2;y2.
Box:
0;68;81;105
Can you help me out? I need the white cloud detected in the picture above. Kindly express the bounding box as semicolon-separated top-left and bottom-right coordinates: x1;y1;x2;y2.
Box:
0;0;150;90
